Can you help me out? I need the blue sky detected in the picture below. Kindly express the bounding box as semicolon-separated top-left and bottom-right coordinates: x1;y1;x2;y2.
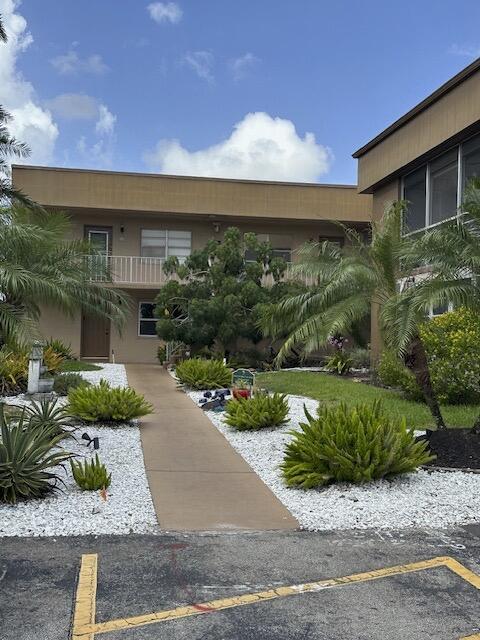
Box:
2;0;480;184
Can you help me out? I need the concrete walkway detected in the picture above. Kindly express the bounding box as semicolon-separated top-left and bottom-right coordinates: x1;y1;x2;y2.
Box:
126;365;298;531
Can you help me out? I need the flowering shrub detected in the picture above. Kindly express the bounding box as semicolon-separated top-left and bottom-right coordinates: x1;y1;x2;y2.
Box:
420;308;480;405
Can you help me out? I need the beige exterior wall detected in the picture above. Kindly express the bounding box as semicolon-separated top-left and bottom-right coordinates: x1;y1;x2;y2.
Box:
12;166;372;223
356;69;480;192
38;289;160;364
62;208;359;259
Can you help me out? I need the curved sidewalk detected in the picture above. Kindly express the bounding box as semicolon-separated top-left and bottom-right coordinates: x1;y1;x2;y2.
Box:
126;364;299;532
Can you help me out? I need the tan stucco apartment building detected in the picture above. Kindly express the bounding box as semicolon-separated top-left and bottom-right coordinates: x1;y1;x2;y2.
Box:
12;165;372;363
353;57;480;356
13;58;480;363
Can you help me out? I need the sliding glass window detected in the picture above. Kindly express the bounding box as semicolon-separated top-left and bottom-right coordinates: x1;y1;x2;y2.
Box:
403;167;427;231
462;133;480;188
429;149;458;225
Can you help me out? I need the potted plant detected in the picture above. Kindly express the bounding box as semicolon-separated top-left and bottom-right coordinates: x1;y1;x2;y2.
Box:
232;380;251;400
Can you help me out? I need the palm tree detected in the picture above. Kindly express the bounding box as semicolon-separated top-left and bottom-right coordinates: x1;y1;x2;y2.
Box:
261;202;447;429
406;178;480;431
0;206;130;347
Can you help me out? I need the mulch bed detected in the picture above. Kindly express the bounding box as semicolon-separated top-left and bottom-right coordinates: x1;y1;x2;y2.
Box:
419;429;480;470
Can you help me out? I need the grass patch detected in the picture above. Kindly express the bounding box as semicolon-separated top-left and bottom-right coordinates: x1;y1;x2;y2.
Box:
257;371;479;430
58;360;102;372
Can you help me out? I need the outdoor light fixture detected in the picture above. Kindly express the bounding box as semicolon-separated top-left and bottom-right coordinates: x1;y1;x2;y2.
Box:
81;433;99;450
119;225;125;241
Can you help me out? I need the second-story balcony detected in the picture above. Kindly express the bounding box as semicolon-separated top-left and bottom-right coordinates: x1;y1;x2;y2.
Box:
87;255;177;286
87;255;316;287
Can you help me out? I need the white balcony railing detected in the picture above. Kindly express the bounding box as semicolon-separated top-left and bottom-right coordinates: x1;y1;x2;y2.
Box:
86;255;317;287
87;255;173;285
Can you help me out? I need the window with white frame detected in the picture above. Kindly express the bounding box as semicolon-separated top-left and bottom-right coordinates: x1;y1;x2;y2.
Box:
141;229;191;261
244;233;292;262
138;302;157;336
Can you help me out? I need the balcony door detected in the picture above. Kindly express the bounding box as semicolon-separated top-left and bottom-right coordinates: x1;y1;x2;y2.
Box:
85;226;112;255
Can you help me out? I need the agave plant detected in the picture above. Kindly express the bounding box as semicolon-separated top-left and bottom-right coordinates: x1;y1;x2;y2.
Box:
0;405;74;504
25;398;73;436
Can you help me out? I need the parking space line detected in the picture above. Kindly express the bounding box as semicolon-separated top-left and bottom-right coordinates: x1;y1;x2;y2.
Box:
71;554;480;639
72;554;97;640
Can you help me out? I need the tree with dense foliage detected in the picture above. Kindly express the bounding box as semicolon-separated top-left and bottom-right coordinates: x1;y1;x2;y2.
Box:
0;206;129;347
154;227;304;356
261;203;449;429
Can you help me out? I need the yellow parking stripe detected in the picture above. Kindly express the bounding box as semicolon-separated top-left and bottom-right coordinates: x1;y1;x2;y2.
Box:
72;554;98;640
71;555;480;638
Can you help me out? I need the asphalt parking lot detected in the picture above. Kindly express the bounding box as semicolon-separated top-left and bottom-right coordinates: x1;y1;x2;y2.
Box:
1;527;479;640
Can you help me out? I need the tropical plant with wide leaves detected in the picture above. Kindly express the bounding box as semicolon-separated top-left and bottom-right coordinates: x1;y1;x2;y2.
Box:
0;205;130;347
261;202;449;429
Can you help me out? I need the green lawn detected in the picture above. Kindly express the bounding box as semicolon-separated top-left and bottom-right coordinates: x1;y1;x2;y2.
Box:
257;371;479;430
59;360;102;372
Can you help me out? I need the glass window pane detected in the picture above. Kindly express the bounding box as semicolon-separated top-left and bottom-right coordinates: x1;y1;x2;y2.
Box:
430;149;458;224
139;302;155;319
403;167;426;231
88;231;109;254
139;320;157;336
462;133;480;190
141;230;166;257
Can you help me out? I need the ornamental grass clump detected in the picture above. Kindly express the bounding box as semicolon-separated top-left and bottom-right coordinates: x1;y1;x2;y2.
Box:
67;379;153;423
0;405;74;504
282;400;434;489
175;358;232;390
71;454;111;491
225;392;289;431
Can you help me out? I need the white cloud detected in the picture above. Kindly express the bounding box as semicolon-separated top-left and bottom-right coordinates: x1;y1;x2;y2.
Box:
147;2;182;24
182;50;214;83
76;104;116;168
95;104;116;135
144;112;332;182
50;49;108;75
229;53;259;81
45;93;99;120
448;43;480;58
0;0;58;165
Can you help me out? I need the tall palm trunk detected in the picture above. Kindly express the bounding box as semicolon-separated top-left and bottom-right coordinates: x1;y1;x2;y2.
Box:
403;334;446;430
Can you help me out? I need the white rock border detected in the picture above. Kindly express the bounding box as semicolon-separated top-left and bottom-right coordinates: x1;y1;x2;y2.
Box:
189;391;480;531
0;363;158;537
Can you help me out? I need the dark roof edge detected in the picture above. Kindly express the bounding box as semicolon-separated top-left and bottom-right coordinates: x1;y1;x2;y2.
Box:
352;57;480;159
11;164;359;190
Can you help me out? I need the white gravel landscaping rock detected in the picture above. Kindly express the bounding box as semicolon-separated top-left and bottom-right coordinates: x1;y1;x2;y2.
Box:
0;364;158;537
190;391;480;532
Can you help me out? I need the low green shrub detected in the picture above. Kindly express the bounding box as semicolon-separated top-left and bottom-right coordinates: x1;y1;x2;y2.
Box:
324;351;353;376
225;392;289;430
281;400;434;489
45;338;76;360
71;454;111;491
53;373;90;396
0;405;74;503
376;351;423;402
420;307;480;404
25;398;73;436
67;379;153;422
175;358;232;389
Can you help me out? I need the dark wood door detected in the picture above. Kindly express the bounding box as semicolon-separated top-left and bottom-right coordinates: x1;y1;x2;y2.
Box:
81;314;110;359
